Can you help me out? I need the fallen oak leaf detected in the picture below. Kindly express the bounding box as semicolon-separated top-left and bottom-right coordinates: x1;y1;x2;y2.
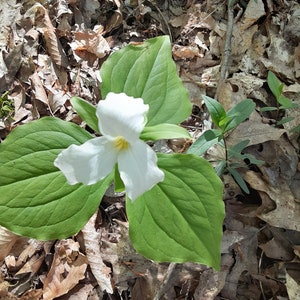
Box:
81;211;113;294
43;239;87;300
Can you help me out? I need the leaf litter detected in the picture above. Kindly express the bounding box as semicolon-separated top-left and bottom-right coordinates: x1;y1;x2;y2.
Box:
0;0;300;299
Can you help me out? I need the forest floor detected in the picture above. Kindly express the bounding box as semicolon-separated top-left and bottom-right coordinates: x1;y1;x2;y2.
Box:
0;0;300;299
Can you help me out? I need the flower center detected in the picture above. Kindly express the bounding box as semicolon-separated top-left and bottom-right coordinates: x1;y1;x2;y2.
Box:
114;136;129;151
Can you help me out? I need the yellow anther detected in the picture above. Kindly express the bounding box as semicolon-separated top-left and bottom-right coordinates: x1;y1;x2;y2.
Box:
114;136;129;151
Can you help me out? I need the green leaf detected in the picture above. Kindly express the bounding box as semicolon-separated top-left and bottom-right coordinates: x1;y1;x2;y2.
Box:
228;140;250;159
230;140;250;153
202;95;226;127
100;36;192;126
277;116;294;125
114;165;125;192
0;117;113;240
127;153;224;269
227;166;249;194
291;124;300;133
278;96;298;109
218;115;235;130
241;154;264;165
267;71;282;100
215;160;226;176
224;99;255;132
70;97;99;133
186;129;222;156
140;124;191;141
260;106;278;112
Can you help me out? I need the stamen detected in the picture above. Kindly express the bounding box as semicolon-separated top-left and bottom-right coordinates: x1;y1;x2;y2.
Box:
114;136;129;151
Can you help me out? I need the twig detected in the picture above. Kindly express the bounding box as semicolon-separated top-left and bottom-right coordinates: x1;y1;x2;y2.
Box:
153;263;177;300
215;0;236;99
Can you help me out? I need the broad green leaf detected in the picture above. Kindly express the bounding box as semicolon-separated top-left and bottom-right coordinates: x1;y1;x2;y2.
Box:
140;124;191;141
227;166;249;194
202;95;226;127
267;71;282;99
187;129;222;156
127;153;224;269
100;36;192;126
224;99;255;132
0;117;113;240
70;97;99;133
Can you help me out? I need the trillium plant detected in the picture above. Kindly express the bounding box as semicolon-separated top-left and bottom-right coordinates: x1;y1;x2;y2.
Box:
0;36;224;269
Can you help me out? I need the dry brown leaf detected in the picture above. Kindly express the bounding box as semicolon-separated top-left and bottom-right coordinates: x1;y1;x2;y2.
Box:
19;289;43;300
25;3;68;67
218;74;265;110
286;270;300;300
57;283;95;300
0;0;22;48
29;72;49;105
81;211;113;294
227;111;286;147
221;232;258;299
259;227;295;261
131;276;153;300
99;220;154;293
16;254;45;275
0;51;8;78
240;0;265;31
104;0;123;34
172;45;200;60
43;239;87;300
70;27;110;65
244;171;300;231
0;226;19;262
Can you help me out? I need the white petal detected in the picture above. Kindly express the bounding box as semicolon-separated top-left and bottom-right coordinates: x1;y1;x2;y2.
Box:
97;92;149;142
118;140;164;201
54;137;117;185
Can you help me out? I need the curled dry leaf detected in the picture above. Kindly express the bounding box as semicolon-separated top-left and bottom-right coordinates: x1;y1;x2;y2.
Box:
29;72;49;106
81;211;113;294
43;239;87;300
70;27;110;65
25;3;68;67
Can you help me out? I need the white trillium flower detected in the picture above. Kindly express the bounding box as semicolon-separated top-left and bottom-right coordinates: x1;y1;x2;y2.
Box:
54;92;165;201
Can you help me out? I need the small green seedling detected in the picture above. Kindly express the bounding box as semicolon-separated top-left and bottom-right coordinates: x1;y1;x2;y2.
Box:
261;71;299;126
187;95;263;194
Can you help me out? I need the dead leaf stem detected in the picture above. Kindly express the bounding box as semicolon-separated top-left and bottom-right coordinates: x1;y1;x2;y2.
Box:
215;0;235;99
153;262;177;300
